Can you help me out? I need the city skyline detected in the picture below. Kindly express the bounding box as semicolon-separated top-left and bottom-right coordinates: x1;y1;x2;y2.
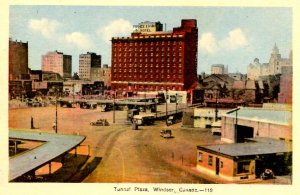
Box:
9;6;292;74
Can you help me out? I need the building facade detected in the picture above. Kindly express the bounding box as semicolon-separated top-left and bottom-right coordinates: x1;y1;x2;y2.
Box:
111;19;198;92
9;39;29;80
79;52;101;80
211;64;227;75
42;51;72;78
92;64;111;87
197;137;292;181
221;107;292;143
247;44;292;80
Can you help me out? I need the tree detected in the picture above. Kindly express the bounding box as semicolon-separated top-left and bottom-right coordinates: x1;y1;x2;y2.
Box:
72;72;80;80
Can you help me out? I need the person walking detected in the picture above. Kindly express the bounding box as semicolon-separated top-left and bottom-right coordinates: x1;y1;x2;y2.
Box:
30;116;34;129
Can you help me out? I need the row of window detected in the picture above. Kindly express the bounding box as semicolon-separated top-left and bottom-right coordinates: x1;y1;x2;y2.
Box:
113;68;182;74
111;85;182;91
113;74;182;79
198;152;251;174
113;40;183;47
113;46;182;53
198;152;223;167
113;63;182;69
113;58;182;64
114;53;182;59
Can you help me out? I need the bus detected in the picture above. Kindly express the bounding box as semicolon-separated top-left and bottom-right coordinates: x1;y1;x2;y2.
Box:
132;114;155;126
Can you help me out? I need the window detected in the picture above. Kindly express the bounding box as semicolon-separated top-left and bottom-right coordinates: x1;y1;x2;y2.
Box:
237;161;251;174
197;152;203;162
208;155;213;166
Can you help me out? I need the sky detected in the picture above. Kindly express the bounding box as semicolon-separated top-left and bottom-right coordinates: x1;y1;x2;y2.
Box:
9;6;292;74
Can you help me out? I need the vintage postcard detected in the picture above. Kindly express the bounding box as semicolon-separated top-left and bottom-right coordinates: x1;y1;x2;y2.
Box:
1;0;299;195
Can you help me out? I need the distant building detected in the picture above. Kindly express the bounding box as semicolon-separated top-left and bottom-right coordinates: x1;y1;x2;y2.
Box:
111;19;198;92
199;74;235;99
79;52;101;80
228;72;244;81
211;64;227;75
9;38;29;80
247;44;292;80
30;70;63;81
42;51;72;78
96;65;111;87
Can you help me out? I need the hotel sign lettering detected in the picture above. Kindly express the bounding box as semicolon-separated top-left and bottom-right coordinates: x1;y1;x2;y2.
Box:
133;22;156;34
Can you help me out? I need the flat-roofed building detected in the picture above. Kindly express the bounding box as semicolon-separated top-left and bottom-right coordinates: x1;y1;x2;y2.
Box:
79;52;101;80
42;51;72;78
9;39;29;80
221;107;292;143
196;137;292;181
111;19;198;92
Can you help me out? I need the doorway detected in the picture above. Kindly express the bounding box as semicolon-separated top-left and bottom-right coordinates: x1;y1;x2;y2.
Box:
235;125;254;143
216;157;220;175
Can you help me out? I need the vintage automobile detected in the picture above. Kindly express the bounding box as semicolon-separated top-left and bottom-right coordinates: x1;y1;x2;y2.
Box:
160;129;173;138
90;119;110;126
260;169;275;180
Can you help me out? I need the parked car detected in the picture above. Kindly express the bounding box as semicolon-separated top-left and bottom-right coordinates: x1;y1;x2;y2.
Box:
160;129;173;138
260;169;275;180
90;119;110;126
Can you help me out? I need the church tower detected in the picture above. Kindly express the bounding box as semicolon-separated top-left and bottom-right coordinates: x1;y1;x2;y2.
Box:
269;43;281;74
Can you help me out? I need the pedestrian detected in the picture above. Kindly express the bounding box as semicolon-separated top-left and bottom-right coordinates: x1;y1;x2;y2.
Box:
52;121;56;130
31;116;34;129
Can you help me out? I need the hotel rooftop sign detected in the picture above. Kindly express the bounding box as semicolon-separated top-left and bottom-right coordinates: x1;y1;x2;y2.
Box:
133;21;163;34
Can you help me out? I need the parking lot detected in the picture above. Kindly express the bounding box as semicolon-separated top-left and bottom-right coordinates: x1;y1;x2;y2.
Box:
9;103;225;183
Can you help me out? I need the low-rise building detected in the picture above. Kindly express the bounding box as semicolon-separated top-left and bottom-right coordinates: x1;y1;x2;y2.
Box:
196;137;292;181
221;107;292;143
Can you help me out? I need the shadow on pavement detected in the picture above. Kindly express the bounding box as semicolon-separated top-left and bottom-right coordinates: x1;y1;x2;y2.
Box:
68;157;102;182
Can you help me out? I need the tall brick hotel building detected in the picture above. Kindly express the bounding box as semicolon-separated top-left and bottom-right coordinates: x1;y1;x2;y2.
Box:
111;19;198;92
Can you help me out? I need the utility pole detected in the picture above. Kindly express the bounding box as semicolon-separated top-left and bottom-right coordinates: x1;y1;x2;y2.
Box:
215;90;218;122
175;93;178;115
72;83;75;103
55;95;58;133
113;91;116;123
165;89;168;125
144;91;147;112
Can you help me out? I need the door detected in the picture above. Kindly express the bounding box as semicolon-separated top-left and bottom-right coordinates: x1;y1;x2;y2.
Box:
216;157;220;175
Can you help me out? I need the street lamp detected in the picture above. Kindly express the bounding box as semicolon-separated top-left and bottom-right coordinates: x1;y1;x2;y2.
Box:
165;89;168;125
113;90;116;123
72;83;75;103
55;96;58;133
52;86;59;134
175;93;178;115
144;90;147;112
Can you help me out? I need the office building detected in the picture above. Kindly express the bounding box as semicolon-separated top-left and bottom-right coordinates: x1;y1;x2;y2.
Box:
79;52;101;80
42;51;72;78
